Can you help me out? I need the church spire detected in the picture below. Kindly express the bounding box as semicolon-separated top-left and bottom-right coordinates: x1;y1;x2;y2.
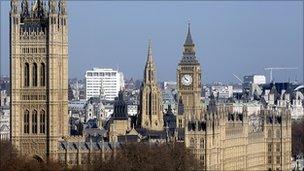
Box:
147;39;153;63
139;40;163;131
144;40;156;84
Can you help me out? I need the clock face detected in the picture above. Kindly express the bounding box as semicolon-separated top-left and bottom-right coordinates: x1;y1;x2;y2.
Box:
181;74;192;86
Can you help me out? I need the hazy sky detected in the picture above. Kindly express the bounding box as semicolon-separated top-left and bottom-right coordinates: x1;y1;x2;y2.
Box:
1;1;303;84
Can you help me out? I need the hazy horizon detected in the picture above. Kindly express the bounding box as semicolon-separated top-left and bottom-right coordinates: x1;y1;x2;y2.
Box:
1;1;303;84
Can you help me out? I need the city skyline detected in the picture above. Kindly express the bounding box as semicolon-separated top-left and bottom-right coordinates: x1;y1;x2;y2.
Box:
1;1;303;83
1;0;302;169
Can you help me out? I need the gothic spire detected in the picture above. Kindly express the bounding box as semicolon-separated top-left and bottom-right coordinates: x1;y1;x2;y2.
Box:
147;39;153;63
59;0;67;15
184;21;194;46
32;0;45;18
21;0;30;18
49;0;56;14
10;0;19;14
180;21;198;64
144;40;156;84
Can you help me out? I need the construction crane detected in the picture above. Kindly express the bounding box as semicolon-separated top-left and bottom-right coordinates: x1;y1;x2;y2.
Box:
232;73;243;84
264;67;298;83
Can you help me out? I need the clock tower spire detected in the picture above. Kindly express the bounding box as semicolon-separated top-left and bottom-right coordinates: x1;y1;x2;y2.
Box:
176;22;202;129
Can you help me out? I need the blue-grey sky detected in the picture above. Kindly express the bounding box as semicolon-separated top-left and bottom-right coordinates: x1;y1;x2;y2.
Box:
1;1;303;84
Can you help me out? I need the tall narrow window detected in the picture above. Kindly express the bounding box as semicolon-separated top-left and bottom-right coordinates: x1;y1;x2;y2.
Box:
190;138;195;148
200;138;205;148
24;110;29;134
32;63;38;86
40;63;46;86
40;110;46;134
32;110;38;134
24;63;29;87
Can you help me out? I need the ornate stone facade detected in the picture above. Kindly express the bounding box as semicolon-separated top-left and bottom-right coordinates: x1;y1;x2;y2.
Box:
177;23;202;129
138;41;163;131
10;0;68;161
185;97;291;170
178;24;292;170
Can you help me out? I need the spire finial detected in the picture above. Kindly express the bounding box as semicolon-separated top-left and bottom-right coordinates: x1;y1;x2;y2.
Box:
187;18;191;31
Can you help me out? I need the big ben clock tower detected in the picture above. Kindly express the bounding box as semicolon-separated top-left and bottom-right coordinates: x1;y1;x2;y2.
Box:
176;23;202;128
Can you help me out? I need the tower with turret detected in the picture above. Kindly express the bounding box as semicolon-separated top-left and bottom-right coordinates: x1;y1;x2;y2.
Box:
177;22;203;129
10;0;69;161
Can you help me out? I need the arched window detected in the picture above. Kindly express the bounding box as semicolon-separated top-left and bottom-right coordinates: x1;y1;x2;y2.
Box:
40;63;46;86
268;129;272;138
24;63;29;87
276;129;281;138
24;110;29;133
32;63;38;86
32;110;38;134
40;110;46;134
190;137;195;148
200;138;205;148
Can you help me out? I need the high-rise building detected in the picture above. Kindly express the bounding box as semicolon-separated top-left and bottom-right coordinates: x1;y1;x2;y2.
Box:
176;23;202;128
85;68;124;101
138;41;163;131
10;0;69;160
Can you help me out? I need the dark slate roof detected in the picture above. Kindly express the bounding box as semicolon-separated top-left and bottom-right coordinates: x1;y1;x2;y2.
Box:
180;53;199;65
136;128;167;140
83;128;107;137
184;24;194;45
262;82;299;94
58;141;114;151
117;135;140;143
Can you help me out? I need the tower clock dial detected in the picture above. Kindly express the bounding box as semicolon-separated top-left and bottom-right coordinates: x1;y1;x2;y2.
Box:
181;74;192;86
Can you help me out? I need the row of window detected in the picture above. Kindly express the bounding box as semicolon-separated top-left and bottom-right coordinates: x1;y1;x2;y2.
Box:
24;110;46;134
267;129;281;138
50;17;67;26
24;62;46;87
267;156;281;164
20;35;46;40
22;95;46;101
267;143;281;153
22;47;46;54
189;137;205;149
86;72;117;77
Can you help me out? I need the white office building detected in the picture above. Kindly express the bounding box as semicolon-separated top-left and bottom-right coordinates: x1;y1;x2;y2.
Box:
243;75;266;85
85;68;125;101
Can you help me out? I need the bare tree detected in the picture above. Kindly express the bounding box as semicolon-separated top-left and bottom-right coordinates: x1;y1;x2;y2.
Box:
292;118;304;157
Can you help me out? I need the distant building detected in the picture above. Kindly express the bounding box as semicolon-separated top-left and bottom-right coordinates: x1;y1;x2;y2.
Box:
0;90;10;107
162;89;177;114
85;68;125;101
244;75;266;85
210;85;233;99
0;106;10;140
163;81;177;91
243;75;266;96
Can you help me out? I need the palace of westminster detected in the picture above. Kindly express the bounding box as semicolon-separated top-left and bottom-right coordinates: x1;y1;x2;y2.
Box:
9;0;292;170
